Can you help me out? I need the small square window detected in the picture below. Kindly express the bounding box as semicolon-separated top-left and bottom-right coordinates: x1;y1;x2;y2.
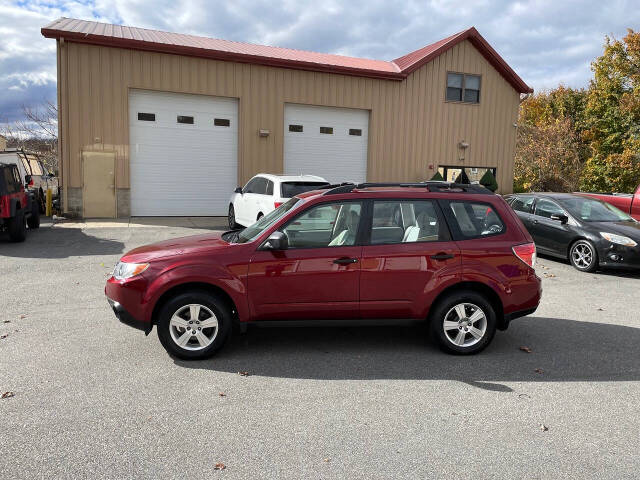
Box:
320;127;333;134
177;115;194;124
289;124;303;132
349;129;362;136
214;118;230;127
137;112;155;121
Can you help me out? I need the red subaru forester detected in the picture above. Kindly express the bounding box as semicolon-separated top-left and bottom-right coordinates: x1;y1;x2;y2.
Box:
105;182;541;359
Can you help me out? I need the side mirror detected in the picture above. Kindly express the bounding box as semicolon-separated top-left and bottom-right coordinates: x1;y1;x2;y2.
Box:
234;187;243;194
262;231;288;250
550;213;568;224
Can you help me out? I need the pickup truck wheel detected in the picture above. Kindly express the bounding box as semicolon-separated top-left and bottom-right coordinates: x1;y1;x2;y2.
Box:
569;240;598;272
27;200;40;229
228;204;239;230
430;290;496;355
8;209;27;242
157;291;231;360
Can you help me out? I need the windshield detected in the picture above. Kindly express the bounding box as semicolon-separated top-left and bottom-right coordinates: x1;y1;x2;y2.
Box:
281;181;329;198
560;197;634;222
234;198;300;243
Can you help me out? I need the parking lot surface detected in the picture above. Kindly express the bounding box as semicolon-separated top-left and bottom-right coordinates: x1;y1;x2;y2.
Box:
1;220;640;479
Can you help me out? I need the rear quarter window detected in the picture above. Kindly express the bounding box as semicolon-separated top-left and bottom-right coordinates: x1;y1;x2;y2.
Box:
281;182;329;198
442;200;506;239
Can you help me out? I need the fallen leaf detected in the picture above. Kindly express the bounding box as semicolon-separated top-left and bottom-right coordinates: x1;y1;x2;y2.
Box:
219;392;226;397
19;315;26;319
324;458;330;462
100;262;105;267
0;333;8;339
238;371;249;376
1;391;15;399
518;393;531;399
534;368;544;374
597;308;604;311
543;273;556;278
519;346;532;353
540;424;549;432
214;462;226;470
3;320;10;323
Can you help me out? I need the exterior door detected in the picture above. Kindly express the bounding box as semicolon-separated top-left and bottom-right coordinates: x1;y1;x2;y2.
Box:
531;198;574;255
248;201;363;320
360;200;459;319
82;151;116;218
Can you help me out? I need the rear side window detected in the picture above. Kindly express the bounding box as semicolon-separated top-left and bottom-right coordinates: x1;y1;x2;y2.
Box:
266;180;274;196
511;196;534;214
370;200;448;245
444;201;505;239
245;177;268;194
280;182;329;198
2;166;21;194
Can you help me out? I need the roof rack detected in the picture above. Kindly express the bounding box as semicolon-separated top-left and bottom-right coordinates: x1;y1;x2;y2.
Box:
322;181;492;195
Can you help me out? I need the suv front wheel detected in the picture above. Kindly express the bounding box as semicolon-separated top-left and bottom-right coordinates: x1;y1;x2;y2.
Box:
430;290;497;355
157;291;231;360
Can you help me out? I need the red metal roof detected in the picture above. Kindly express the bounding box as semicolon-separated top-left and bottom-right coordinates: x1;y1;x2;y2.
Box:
41;18;532;93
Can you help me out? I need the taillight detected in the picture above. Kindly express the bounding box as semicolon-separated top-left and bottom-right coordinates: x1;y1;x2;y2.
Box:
274;202;283;209
28;178;34;187
512;242;536;268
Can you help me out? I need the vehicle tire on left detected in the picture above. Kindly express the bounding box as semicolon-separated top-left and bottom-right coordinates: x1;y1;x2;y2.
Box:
156;290;232;360
27;199;40;229
8;208;27;242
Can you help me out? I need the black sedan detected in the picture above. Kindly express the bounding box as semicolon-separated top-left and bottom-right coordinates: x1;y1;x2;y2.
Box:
505;193;640;272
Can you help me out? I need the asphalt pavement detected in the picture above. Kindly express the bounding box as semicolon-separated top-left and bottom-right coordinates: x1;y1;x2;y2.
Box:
1;219;639;479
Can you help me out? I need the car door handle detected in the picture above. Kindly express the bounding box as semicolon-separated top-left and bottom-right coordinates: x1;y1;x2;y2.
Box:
333;257;358;265
430;253;455;260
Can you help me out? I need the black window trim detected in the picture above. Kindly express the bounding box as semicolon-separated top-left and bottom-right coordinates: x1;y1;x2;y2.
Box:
319;126;334;135
177;115;194;124
438;199;507;240
270;199;366;250
214;118;231;127
137;112;156;121
348;128;362;136
445;71;482;105
363;198;452;246
289;124;303;132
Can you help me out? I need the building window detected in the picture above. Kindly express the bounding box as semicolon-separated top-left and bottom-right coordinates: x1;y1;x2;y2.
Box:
349;129;362;136
214;118;230;127
320;127;333;134
177;115;194;124
289;124;303;132
446;73;480;104
137;112;155;121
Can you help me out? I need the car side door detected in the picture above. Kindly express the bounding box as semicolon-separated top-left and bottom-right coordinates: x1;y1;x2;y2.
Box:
359;199;460;319
530;198;574;255
248;200;364;320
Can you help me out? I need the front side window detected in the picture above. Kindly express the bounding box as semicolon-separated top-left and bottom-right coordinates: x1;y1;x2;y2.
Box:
370;200;447;245
446;73;481;104
244;177;267;194
534;199;566;219
282;202;362;248
234;198;300;244
446;201;505;238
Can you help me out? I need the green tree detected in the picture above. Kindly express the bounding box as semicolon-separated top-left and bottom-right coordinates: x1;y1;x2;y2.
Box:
479;169;498;192
580;29;640;192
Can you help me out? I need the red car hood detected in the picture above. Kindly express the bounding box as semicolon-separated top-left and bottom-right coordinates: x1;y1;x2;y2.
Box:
121;232;231;263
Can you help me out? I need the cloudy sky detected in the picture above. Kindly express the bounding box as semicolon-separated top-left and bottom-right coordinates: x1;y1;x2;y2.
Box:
1;0;638;123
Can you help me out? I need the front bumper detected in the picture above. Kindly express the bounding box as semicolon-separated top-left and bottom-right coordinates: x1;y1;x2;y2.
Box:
107;297;152;334
597;242;640;270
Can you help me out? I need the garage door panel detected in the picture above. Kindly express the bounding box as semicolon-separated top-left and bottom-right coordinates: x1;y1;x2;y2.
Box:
129;90;237;216
284;104;368;184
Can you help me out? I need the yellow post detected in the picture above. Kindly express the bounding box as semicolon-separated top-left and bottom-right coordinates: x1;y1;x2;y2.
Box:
46;188;52;217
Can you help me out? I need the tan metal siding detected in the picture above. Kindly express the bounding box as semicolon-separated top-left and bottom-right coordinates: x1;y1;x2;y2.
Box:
58;39;520;204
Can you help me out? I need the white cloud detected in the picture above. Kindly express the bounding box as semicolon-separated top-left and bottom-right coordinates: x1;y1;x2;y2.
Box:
0;0;639;122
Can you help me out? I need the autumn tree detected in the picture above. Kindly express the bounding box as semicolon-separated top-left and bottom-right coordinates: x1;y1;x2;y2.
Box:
580;29;640;192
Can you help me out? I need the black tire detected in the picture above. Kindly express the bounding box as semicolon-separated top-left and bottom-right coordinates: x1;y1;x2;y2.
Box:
27;200;40;229
8;208;27;242
228;204;239;230
257;212;264;221
430;290;497;355
569;239;598;272
157;290;232;360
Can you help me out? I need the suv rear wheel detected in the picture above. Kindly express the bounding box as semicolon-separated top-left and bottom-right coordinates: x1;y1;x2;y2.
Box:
228;204;239;230
430;290;496;355
157;291;231;360
8;208;27;242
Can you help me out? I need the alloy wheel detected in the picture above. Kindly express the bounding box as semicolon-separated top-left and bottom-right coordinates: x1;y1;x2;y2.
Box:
442;303;487;348
169;304;219;351
571;243;593;270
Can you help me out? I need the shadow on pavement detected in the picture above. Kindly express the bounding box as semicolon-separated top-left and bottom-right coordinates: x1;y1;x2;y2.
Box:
0;226;124;258
175;317;640;391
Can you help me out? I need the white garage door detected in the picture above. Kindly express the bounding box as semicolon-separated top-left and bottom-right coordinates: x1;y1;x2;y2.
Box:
129;90;238;216
284;104;369;184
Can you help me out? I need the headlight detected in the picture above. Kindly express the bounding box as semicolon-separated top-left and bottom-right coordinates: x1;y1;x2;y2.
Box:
112;261;149;280
599;232;638;247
